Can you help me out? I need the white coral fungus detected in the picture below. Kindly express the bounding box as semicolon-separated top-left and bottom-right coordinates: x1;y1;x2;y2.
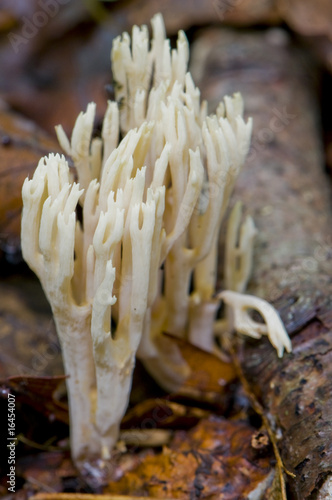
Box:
21;14;291;466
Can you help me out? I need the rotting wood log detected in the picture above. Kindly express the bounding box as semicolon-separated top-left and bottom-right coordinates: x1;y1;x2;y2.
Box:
191;28;332;499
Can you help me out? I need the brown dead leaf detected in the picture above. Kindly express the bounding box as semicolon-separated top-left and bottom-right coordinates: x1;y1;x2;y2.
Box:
167;335;237;406
0;104;60;251
1;7;113;135
1;374;68;424
18;451;77;494
122;398;209;431
106;416;274;499
0;9;16;32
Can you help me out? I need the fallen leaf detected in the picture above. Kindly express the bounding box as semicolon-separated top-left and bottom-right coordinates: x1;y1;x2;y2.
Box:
0;104;60;252
167;335;237;407
18;451;77;494
0;375;68;424
122;398;210;430
106;416;274;499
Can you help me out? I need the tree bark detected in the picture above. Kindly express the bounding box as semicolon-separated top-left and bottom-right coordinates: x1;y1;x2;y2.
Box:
191;28;332;499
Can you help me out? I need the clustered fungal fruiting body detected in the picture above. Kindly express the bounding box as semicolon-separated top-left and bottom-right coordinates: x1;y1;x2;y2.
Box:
21;14;291;467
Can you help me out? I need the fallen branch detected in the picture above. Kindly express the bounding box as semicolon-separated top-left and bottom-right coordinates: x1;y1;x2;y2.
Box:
191;27;332;498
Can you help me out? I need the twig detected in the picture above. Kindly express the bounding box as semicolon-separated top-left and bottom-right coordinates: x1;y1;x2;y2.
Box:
120;428;172;447
16;433;66;452
229;341;295;500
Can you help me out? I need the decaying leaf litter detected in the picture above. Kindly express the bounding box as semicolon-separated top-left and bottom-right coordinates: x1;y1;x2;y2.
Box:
1;2;332;499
